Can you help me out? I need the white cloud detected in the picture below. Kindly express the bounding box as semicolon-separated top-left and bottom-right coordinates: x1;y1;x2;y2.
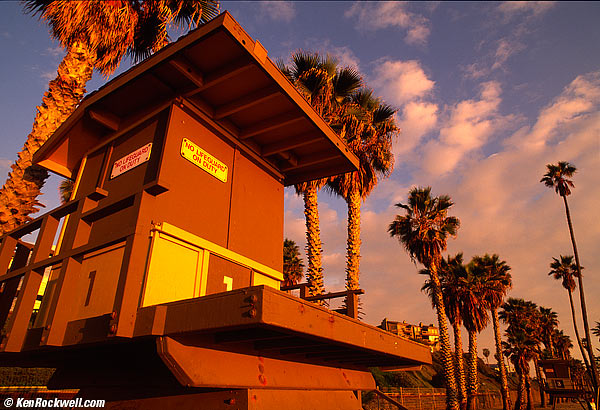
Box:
0;158;12;174
44;46;64;59
497;1;556;19
395;101;439;157
370;59;435;106
421;81;508;175
345;2;431;46
40;71;55;81
259;1;296;23
507;72;600;150
328;46;360;71
491;38;525;71
303;39;361;71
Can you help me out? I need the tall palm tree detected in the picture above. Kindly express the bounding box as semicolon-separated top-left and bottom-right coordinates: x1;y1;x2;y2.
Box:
471;254;512;410
389;186;461;410
327;89;398;291
422;253;468;409
548;255;592;372
461;260;491;410
280;52;362;298
541;161;598;389
500;298;541;410
283;239;304;287
0;0;220;234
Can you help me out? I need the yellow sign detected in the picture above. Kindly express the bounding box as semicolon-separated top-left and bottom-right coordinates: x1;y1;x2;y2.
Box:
180;138;228;182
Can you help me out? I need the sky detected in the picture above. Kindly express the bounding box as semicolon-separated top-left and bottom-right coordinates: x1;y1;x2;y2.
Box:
0;1;599;362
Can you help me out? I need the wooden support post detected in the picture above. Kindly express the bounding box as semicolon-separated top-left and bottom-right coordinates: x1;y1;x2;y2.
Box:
1;268;44;351
0;236;17;275
40;257;83;346
347;292;359;319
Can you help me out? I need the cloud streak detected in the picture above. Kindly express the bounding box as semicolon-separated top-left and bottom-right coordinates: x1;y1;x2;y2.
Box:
345;2;431;46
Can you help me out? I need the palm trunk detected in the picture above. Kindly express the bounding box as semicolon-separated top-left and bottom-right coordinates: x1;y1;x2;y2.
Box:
568;289;592;374
546;334;555;358
525;372;533;410
453;320;467;409
303;185;324;300
0;42;94;234
345;189;361;290
562;195;599;390
466;331;478;410
429;263;460;410
492;308;511;410
515;362;526;410
534;358;545;407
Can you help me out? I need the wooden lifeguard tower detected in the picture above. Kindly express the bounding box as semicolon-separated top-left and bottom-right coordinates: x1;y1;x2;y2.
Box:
0;12;431;409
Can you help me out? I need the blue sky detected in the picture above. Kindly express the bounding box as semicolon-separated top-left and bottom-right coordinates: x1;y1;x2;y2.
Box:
1;1;599;360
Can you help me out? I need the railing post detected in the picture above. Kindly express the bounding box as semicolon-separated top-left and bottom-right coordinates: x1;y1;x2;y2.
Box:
347;291;358;319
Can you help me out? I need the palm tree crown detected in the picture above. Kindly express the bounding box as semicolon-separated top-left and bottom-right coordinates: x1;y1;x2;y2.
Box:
540;161;576;197
25;0;220;75
388;187;460;267
283;239;304;287
548;255;580;291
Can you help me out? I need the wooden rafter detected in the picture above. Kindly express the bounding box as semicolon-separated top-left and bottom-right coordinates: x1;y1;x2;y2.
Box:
280;152;340;172
262;133;321;156
170;56;204;87
214;85;280;119
88;109;120;132
240;111;304;140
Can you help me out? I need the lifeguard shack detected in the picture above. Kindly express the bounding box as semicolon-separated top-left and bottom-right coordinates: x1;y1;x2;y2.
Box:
0;12;431;409
539;359;592;409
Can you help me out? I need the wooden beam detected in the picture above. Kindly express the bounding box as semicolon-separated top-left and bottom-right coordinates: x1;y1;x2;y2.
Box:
277;151;298;167
88;108;120;132
170;57;204;87
183;58;255;97
284;163;355;187
262;133;321;156
214;85;280;119
280;152;341;173
240;111;304;140
203;58;254;90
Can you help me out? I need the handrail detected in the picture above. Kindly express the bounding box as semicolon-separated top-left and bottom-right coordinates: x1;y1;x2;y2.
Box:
281;283;364;319
371;389;410;410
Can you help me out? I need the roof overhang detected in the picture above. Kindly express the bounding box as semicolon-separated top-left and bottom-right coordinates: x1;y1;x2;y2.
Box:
33;11;359;186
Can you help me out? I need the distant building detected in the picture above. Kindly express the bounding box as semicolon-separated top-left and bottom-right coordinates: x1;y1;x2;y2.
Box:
379;318;440;352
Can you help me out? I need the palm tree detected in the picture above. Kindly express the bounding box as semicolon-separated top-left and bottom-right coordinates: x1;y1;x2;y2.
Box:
548;256;592;373
460;260;491;410
470;254;512;410
0;0;220;234
281;52;362;298
541;161;598;389
500;298;541;410
553;329;573;360
327;89;398;291
483;348;490;364
593;322;600;343
389;187;461;410
422;253;468;409
283;239;304;287
539;307;559;357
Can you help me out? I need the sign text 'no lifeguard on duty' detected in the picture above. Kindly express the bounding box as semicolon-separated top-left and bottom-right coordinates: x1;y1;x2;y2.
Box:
180;138;228;183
